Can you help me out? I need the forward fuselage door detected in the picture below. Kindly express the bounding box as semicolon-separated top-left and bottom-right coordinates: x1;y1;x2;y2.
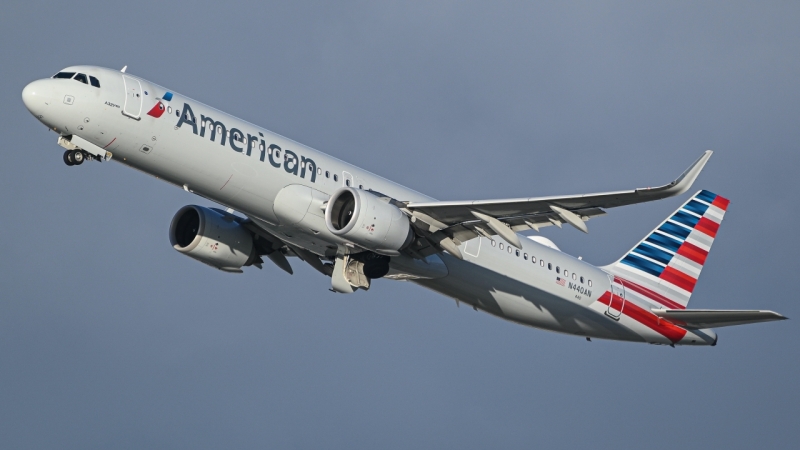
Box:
122;75;143;119
606;276;626;320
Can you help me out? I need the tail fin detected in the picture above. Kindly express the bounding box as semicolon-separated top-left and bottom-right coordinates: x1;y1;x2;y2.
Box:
603;190;730;309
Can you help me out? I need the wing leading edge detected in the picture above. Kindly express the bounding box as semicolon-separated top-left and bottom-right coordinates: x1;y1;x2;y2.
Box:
407;151;712;230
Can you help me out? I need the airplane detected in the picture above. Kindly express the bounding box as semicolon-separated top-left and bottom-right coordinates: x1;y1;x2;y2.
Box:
21;65;787;346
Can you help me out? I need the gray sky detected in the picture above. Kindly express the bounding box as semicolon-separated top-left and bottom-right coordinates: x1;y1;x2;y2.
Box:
1;1;798;448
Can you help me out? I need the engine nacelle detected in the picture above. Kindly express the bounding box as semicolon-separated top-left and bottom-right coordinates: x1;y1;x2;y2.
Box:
169;205;256;272
324;188;414;256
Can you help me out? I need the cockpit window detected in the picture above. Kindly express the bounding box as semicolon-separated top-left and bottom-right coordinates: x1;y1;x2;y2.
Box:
53;72;75;79
73;73;88;84
89;76;100;88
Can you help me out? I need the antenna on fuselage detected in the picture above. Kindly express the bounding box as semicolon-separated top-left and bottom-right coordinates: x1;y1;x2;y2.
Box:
120;65;127;73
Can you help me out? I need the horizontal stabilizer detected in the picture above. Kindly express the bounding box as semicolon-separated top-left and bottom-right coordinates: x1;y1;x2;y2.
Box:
652;309;787;329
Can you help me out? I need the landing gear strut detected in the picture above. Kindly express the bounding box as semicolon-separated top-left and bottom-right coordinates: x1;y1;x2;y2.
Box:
63;149;85;166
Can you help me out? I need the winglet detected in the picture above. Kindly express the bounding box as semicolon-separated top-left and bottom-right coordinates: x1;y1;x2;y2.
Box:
636;150;713;197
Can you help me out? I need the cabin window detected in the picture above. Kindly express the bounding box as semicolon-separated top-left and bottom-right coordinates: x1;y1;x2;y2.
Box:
588;280;593;287
317;168;322;175
359;184;363;189
89;76;100;88
531;256;536;263
540;259;544;267
167;106;173;114
325;171;330;178
53;72;75;79
491;240;496;247
73;73;88;84
580;276;584;284
507;246;513;254
564;270;569;277
515;250;520;257
523;253;528;260
333;174;339;182
556;266;560;274
572;273;577;280
547;263;552;270
499;243;504;250
345;179;351;187
176;110;180;117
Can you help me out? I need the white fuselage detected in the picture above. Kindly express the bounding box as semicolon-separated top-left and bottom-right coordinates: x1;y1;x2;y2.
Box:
22;66;717;346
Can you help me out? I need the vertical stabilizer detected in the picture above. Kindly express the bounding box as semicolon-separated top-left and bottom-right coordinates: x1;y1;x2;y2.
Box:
603;190;729;309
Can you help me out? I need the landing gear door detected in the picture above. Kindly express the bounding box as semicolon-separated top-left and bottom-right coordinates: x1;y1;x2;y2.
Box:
122;75;143;119
606;277;625;320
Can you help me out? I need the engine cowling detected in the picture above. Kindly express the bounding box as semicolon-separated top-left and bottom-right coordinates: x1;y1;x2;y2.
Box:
324;188;414;255
169;205;256;272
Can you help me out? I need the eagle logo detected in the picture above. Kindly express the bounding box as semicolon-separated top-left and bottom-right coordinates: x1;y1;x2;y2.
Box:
147;101;166;118
146;92;173;118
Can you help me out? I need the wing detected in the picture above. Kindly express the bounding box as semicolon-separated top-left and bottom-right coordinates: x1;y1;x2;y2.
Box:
651;309;788;329
402;151;713;255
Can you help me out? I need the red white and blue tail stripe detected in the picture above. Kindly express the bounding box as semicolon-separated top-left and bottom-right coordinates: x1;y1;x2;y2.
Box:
604;190;729;309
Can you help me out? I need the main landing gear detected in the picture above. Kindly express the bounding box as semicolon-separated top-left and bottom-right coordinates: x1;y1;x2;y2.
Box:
63;149;87;166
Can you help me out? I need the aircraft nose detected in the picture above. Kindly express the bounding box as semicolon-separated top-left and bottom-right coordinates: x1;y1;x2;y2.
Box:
22;79;50;115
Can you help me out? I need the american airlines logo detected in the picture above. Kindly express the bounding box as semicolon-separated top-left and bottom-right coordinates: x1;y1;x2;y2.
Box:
174;102;318;183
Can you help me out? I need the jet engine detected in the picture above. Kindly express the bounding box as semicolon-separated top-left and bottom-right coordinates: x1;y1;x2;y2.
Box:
324;187;414;256
169;205;257;272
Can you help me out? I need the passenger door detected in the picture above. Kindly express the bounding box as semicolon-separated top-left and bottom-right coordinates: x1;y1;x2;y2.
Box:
606;276;626;319
122;75;143;119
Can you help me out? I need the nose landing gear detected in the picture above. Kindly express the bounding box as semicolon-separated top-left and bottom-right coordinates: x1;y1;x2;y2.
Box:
63;149;86;166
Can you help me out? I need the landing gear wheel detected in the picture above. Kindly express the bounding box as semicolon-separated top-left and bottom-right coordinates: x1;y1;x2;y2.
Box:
72;150;84;165
63;150;75;166
363;255;391;279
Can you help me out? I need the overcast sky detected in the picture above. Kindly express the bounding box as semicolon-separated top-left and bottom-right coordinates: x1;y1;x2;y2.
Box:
1;1;798;448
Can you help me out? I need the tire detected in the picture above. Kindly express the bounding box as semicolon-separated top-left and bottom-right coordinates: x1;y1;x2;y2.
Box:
63;150;74;166
363;260;390;279
72;150;84;165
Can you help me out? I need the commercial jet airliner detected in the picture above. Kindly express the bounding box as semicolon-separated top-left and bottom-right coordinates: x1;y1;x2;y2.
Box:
21;65;787;346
